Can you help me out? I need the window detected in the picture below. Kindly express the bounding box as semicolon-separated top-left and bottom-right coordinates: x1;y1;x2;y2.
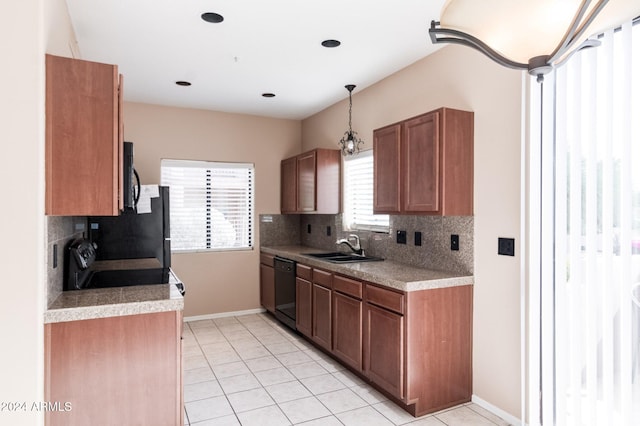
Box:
531;20;640;426
161;159;254;252
343;150;389;232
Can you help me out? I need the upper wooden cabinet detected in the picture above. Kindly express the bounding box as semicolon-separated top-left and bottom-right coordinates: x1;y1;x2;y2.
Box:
46;54;123;216
373;107;473;216
280;148;341;214
280;156;297;214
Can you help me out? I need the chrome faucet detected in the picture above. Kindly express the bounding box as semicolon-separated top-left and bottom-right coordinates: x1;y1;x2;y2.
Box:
336;234;364;256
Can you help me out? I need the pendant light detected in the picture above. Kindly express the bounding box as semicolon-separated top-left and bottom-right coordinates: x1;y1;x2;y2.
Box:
427;0;638;81
339;84;364;156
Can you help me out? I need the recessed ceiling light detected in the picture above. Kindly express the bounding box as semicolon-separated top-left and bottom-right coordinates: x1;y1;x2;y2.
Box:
201;12;224;23
262;93;276;98
175;81;191;86
321;39;341;48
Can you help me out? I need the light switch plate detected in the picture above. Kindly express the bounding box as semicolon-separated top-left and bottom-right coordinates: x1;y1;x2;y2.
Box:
451;234;459;251
498;237;515;256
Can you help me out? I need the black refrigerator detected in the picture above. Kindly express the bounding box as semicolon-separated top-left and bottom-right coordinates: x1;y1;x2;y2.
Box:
88;186;171;267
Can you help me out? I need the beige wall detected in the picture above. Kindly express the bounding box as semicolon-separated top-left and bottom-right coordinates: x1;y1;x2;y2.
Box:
123;102;301;316
0;0;77;424
302;46;523;418
0;1;45;425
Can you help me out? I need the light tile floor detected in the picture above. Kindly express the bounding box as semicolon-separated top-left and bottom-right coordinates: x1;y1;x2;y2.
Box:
183;312;511;426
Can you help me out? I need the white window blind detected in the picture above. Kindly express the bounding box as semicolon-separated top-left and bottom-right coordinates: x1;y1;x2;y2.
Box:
161;159;254;252
533;20;640;426
343;150;389;232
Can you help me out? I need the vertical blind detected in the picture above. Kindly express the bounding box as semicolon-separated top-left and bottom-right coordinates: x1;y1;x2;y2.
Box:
537;20;639;426
343;150;389;232
161;159;254;251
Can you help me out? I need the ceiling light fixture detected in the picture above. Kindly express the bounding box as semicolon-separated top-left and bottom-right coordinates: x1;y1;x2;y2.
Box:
429;0;612;82
338;84;364;157
321;39;341;48
262;93;276;98
201;12;224;23
175;81;191;86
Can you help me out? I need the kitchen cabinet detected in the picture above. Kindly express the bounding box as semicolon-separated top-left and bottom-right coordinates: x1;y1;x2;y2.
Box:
404;285;473;414
45;310;183;426
332;275;363;371
311;268;333;351
259;253;275;313
280;156;297;213
295;263;313;338
266;252;472;417
46;54;123;216
363;284;405;399
280;148;341;214
373;124;402;213
373;107;474;216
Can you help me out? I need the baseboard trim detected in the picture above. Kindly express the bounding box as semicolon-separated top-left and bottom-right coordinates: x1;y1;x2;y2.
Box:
471;395;523;426
184;308;266;322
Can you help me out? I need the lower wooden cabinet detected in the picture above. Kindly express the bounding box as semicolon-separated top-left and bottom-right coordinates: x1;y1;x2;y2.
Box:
281;259;472;418
260;253;275;313
44;311;183;426
364;302;404;399
332;291;363;371
295;277;312;338
312;283;332;351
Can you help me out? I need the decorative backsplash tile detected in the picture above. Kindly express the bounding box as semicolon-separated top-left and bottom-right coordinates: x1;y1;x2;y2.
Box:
263;213;474;275
46;216;86;307
259;214;301;247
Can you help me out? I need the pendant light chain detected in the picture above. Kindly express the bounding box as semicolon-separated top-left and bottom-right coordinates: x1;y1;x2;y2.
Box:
348;90;353;133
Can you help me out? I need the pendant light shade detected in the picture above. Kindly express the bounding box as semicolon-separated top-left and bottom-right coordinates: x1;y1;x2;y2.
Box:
339;84;364;156
430;0;640;79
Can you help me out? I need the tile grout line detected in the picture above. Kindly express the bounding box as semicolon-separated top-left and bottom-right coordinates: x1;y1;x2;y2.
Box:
185;313;505;426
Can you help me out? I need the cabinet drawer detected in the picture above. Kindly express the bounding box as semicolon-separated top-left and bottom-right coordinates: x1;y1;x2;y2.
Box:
260;253;274;267
333;275;362;299
366;284;404;315
312;269;333;289
297;263;312;281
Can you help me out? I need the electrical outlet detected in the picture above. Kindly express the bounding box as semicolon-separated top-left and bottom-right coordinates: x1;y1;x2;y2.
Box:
451;234;459;251
498;237;515;256
326;226;331;236
307;224;311;234
414;232;422;246
396;230;407;244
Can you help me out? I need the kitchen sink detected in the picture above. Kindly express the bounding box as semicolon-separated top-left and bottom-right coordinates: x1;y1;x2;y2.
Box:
306;252;383;263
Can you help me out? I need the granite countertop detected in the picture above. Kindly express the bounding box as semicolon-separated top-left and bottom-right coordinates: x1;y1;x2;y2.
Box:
45;259;184;324
261;245;473;292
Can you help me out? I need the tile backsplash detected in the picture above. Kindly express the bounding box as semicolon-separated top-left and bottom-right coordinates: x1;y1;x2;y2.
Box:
260;213;474;275
46;216;86;307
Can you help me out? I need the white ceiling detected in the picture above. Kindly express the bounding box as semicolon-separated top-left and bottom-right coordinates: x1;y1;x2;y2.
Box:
65;0;446;120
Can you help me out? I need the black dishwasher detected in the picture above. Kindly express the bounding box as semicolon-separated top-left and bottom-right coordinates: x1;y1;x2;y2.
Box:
274;257;296;330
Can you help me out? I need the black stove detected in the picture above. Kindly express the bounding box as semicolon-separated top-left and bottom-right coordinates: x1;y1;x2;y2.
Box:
86;268;171;289
64;238;184;295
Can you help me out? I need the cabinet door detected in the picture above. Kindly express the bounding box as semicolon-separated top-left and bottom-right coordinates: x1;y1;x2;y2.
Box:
259;264;275;313
312;284;332;350
45;311;182;426
364;303;404;400
373;124;402;213
297;151;317;212
296;277;312;338
332;292;363;371
403;112;440;213
45;54;121;216
281;156;298;213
